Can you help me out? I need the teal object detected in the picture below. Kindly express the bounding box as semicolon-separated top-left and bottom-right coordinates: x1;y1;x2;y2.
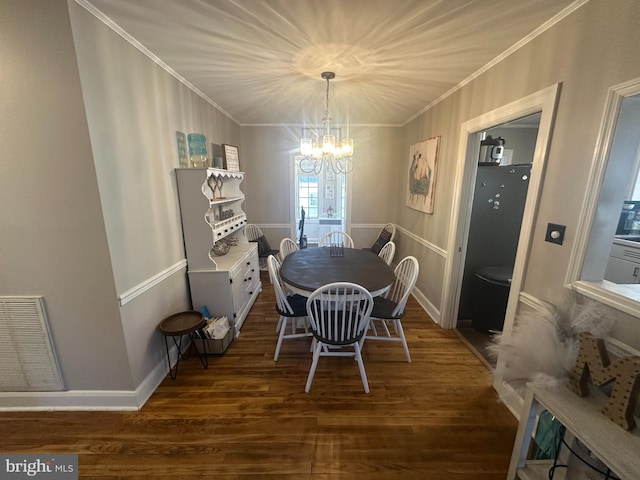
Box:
200;305;211;320
188;133;208;156
534;410;563;459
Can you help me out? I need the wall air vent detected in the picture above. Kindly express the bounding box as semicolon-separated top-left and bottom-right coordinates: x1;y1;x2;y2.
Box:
0;297;64;391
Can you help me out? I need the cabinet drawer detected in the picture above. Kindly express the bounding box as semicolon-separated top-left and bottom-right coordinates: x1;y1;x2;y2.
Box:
609;242;640;263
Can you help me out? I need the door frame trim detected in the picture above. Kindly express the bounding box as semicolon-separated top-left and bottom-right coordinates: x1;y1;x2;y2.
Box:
440;83;561;330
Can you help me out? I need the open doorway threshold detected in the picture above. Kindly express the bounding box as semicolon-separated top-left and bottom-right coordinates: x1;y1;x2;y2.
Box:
455;320;497;370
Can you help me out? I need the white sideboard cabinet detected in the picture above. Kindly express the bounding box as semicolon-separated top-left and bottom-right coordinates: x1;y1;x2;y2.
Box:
175;168;261;334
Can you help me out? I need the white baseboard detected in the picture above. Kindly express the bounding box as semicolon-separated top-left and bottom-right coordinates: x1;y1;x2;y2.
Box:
0;390;139;411
411;287;440;325
0;345;176;411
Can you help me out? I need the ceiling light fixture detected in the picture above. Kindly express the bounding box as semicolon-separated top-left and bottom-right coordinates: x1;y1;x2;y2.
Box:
299;71;354;174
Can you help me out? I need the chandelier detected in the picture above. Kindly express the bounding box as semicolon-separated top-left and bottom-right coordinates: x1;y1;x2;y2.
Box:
299;71;354;174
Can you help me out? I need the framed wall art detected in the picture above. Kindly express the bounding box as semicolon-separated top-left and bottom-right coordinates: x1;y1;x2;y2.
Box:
222;144;240;171
325;184;334;199
406;136;440;214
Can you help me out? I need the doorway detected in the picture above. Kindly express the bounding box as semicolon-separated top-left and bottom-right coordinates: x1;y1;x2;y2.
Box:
456;114;541;367
438;85;560;382
291;156;347;246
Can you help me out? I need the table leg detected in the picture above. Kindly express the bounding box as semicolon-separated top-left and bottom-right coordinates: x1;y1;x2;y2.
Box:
163;335;184;380
191;332;209;369
164;333;209;379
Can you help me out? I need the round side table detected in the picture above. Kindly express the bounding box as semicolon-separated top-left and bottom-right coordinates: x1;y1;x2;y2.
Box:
158;310;208;379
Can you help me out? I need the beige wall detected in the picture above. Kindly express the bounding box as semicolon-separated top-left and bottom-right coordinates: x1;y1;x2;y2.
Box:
4;0;640;407
241;125;404;248
398;0;640;349
1;0;241;403
67;1;241;389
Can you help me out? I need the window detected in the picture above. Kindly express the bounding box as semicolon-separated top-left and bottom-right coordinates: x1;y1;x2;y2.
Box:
569;78;640;316
291;155;348;244
297;175;318;218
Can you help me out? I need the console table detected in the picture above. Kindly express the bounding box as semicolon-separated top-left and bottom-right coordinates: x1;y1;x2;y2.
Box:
507;383;640;479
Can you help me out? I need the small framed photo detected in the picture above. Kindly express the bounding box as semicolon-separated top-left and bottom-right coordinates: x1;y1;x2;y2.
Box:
222;144;240;171
325;184;334;199
325;169;335;181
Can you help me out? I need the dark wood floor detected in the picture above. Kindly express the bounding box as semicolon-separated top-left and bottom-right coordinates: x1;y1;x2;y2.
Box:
0;272;518;479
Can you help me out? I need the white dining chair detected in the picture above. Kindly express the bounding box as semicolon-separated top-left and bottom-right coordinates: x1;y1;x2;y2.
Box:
305;282;374;393
246;224;279;270
318;230;354;248
362;256;419;363
377;241;396;265
267;255;311;361
278;237;299;262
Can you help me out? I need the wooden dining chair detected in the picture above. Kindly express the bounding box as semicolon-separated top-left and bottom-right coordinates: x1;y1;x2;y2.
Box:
267;255;311;361
305;282;374;393
278;237;299;262
364;223;396;254
318;230;354;248
362;256;419;363
377;241;396;265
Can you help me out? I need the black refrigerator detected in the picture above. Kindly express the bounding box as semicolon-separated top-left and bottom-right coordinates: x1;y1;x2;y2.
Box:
458;164;531;321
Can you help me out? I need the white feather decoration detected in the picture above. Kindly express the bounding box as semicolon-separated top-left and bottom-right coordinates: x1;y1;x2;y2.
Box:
489;291;610;394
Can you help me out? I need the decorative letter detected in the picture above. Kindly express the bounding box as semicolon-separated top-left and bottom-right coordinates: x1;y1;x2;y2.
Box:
569;332;640;430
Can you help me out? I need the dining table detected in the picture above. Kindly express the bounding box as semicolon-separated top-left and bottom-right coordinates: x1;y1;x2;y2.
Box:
280;246;396;297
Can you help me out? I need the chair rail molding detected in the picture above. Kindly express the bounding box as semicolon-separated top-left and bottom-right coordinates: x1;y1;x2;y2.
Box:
118;260;187;306
395;225;447;258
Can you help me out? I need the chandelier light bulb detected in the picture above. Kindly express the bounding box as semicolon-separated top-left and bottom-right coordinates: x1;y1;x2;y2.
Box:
341;138;353;156
300;137;313;156
323;134;336;154
312;141;323;157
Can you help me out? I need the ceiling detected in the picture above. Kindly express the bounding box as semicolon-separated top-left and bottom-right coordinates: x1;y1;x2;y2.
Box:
83;0;580;126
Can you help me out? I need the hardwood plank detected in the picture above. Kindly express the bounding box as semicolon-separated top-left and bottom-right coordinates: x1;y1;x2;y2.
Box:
0;271;517;478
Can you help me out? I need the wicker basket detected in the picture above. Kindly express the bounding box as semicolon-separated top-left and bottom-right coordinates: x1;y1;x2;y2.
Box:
193;327;234;356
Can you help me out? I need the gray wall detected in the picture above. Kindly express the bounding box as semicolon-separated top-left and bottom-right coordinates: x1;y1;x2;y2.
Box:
488;126;538;166
1;0;132;392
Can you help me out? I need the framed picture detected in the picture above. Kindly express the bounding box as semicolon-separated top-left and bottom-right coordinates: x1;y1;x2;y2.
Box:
222;144;240;171
406;136;440;214
325;184;334;199
325;169;335;181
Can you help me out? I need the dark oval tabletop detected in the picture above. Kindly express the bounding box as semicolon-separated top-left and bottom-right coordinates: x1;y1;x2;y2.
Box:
280;247;395;296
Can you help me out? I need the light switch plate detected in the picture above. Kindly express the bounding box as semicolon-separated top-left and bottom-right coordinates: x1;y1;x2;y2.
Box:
545;223;566;245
